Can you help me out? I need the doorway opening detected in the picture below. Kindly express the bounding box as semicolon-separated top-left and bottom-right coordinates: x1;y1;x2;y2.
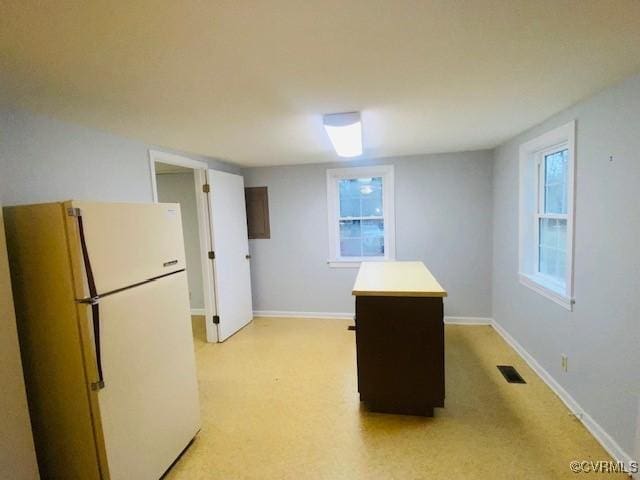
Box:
148;150;219;343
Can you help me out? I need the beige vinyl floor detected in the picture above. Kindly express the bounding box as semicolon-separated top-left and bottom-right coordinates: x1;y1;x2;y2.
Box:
165;316;622;480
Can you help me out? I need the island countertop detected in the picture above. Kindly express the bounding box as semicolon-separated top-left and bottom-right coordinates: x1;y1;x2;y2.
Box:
352;261;447;297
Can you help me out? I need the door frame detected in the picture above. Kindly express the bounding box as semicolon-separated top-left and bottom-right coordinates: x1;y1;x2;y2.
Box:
148;150;219;343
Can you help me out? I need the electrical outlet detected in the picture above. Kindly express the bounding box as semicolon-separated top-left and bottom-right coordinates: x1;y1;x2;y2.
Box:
561;354;568;372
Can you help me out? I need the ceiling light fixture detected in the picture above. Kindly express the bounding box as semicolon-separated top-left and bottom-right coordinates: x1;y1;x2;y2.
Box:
323;112;363;158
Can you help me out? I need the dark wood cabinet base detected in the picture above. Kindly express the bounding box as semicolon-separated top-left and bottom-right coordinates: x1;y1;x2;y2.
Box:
361;398;435;417
355;295;445;417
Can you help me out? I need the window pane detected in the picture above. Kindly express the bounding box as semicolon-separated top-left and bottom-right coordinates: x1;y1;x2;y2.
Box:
339;220;361;257
361;218;383;236
362;219;384;256
339;179;360;217
362;236;384;256
337;176;385;258
539;218;567;251
340;238;361;257
361;193;382;217
338;177;383;218
539;246;557;277
538;218;567;283
339;219;360;239
360;178;383;217
539;218;556;248
544;149;568;214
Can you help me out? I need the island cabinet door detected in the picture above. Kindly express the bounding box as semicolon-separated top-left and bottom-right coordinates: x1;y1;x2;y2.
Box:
354;295;444;413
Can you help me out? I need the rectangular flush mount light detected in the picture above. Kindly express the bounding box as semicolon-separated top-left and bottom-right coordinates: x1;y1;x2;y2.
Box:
323;112;362;157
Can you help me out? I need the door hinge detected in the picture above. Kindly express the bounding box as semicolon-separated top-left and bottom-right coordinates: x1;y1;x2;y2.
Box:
208;251;215;260
202;184;211;193
212;315;220;324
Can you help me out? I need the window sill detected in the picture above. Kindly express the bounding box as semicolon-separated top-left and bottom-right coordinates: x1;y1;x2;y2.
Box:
327;257;394;269
518;273;574;311
327;261;362;269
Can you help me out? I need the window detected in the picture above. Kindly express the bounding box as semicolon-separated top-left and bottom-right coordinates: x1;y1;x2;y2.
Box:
326;165;395;267
519;121;575;310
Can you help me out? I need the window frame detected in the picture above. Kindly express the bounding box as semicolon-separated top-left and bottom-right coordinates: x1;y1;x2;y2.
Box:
326;165;395;268
518;121;576;310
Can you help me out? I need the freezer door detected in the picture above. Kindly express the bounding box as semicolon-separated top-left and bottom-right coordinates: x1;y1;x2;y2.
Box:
71;201;187;294
96;270;200;480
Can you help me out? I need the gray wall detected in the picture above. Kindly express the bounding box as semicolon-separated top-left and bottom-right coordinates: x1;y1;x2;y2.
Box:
0;106;239;206
0;106;239;474
243;151;494;317
492;73;640;457
156;172;205;310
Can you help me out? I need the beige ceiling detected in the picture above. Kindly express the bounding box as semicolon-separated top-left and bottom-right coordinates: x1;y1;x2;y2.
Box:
2;1;640;167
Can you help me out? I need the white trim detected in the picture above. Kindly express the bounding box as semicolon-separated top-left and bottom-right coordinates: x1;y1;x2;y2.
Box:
197;169;219;343
326;165;396;265
253;312;494;324
327;258;393;268
518;121;576;308
253;310;355;320
149;149;209;169
444;316;493;325
492;319;635;472
190;308;206;316
148;149;219;343
148;150;209;203
327;261;362;269
518;273;573;311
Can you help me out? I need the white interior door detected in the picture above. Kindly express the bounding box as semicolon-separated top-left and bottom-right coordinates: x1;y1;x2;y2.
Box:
207;170;253;341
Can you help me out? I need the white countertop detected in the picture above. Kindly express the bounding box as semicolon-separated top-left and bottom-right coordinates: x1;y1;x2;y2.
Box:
352;261;447;297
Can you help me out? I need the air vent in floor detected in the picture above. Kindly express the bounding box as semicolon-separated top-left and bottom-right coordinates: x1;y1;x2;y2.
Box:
497;365;526;384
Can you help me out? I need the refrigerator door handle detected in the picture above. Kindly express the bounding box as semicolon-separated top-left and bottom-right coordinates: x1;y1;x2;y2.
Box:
89;302;105;391
75;212;105;391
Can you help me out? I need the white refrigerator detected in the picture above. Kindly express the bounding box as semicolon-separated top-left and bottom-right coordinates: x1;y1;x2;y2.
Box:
4;201;201;480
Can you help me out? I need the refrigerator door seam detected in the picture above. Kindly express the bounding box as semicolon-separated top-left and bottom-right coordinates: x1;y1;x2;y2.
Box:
75;268;187;304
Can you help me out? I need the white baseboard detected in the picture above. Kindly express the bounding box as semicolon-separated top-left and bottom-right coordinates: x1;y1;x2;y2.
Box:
491;320;635;472
253;312;493;324
444;316;492;325
190;308;206;316
253;310;354;320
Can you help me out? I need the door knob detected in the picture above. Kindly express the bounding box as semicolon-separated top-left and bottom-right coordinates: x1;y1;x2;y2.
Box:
245;254;251;259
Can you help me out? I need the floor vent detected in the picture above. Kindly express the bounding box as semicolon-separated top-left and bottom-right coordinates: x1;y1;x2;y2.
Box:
497;365;526;384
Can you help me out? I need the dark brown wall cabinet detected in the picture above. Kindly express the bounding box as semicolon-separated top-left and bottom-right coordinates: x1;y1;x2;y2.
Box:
245;186;270;239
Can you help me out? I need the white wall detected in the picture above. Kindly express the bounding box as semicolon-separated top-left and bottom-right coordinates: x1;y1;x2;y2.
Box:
243;151;494;317
492;72;640;459
0;208;39;479
156;171;205;310
0;106;239;206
